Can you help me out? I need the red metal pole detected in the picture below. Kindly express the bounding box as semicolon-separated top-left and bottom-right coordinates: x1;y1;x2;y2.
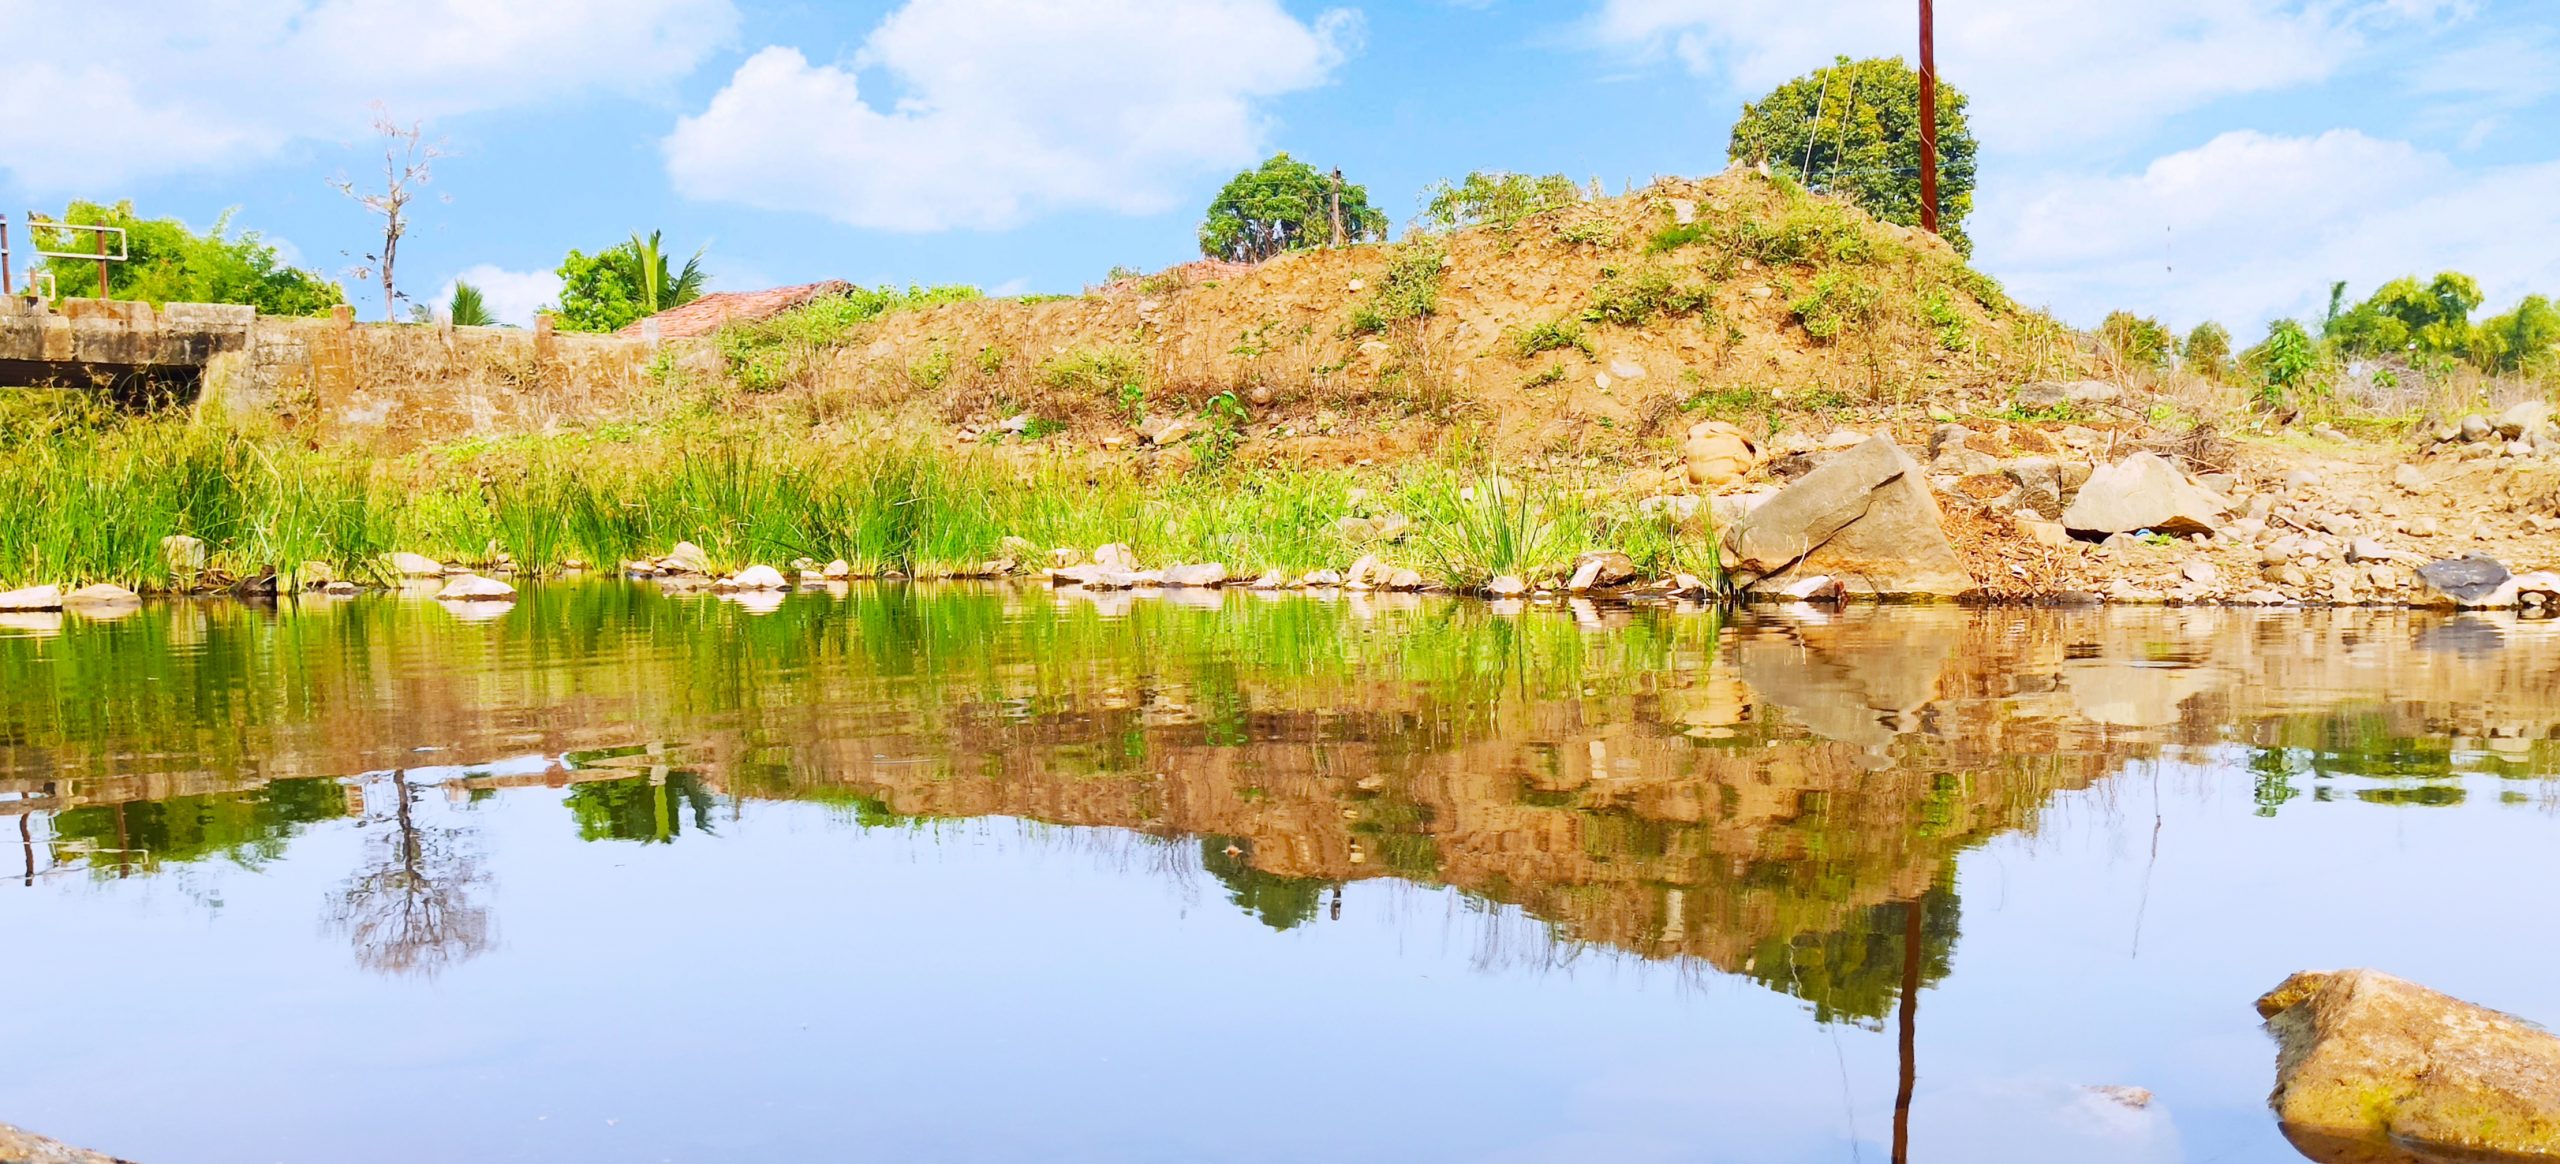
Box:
95;228;109;298
1918;0;1940;236
1;216;12;298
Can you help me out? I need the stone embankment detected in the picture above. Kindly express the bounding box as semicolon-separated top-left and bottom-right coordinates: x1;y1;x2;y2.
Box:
2260;969;2560;1163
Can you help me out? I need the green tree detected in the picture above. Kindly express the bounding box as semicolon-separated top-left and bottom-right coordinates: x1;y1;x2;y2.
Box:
551;231;708;333
2182;321;2233;380
2249;318;2321;408
447;281;496;327
1418;171;1583;234
2325;272;2484;359
2472;295;2560;375
1728;56;1979;254
1198;153;1388;263
30;200;342;315
2100;310;2173;370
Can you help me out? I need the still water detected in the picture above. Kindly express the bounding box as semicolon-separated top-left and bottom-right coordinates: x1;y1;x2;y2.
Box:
4;585;2557;1163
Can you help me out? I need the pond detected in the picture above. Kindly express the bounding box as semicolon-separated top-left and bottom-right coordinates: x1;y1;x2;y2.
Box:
4;585;2557;1163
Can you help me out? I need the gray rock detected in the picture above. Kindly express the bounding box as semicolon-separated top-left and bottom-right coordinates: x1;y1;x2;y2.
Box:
2060;452;2228;538
2259;969;2560;1164
2416;555;2511;605
2497;400;2552;439
728;564;789;590
1725;435;1973;599
2460;414;2495;443
63;583;141;609
1927;423;1977;459
1093;543;1140;573
1485;574;1529;598
2392;464;2428;493
660;542;711;575
2016;379;2124;412
390;551;446;577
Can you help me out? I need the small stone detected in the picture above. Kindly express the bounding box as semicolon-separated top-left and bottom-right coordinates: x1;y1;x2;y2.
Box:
391;552;445;577
1486;575;1529;598
730;564;789;590
1385;568;1425;591
1093;543;1140;573
323;581;359;595
2460;414;2495;443
63;583;141;609
822;559;853;580
1246;568;1288;589
2180;559;2219;586
1344;554;1386;590
1162;562;1230;588
433;574;516;602
1300;568;1343;588
2020;518;2070;548
661;542;711;575
2393;464;2428;493
1568;551;1639;592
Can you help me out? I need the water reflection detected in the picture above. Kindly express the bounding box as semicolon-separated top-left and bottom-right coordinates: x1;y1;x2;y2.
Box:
9;589;2558;996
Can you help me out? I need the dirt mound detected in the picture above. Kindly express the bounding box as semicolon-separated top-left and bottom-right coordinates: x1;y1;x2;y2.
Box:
722;168;2086;474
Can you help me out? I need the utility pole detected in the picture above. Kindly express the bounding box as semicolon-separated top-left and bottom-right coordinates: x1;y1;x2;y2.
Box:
1329;168;1346;247
1918;0;1940;236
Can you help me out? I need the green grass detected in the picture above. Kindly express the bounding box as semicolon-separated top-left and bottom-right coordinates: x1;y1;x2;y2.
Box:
0;398;1731;594
715;284;982;393
1507;318;1595;360
1345;239;1447;336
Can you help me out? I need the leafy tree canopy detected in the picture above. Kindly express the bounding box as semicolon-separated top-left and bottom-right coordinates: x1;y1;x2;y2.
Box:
1419;171;1584;234
31;200;342;316
1198;153;1388;263
1728;56;1979;255
2325;271;2483;358
2101;311;2174;370
552;231;708;333
2475;294;2560;375
2183;321;2233;380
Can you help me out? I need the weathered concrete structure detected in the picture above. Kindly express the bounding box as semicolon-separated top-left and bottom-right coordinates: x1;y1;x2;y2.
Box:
0;296;667;445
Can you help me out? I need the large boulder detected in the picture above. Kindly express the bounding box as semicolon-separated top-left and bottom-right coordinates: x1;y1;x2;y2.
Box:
2416;555;2513;606
728;564;789;591
2258;969;2560;1163
1162;562;1230;588
433;574;517;602
1682;420;1760;488
1724;436;1973;599
2060;452;2228;537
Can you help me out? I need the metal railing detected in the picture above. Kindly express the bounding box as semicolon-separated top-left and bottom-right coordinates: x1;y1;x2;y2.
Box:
0;213;129;300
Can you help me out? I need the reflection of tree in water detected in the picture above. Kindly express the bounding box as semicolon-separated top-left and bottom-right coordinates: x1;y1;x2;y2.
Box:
1201;836;1336;931
565;773;716;844
1748;882;1958;1026
327;772;492;978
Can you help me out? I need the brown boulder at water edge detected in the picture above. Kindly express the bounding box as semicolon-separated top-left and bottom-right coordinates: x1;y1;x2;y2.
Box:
2258;969;2560;1163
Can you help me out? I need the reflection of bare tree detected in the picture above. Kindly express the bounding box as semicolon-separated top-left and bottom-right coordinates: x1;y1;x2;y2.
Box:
327;772;492;977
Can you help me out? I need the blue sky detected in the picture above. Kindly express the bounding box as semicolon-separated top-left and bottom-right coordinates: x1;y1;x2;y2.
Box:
2;0;2554;335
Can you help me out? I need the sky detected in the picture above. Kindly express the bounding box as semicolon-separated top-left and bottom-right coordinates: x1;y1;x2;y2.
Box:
1;0;2553;336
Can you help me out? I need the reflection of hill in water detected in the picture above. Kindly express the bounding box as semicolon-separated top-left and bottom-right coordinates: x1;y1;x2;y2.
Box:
8;589;2560;1010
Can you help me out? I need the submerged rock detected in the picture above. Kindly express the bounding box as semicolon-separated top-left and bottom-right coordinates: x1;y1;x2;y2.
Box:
1725;435;1972;599
2061;452;2227;538
0;584;64;612
2259;969;2560;1163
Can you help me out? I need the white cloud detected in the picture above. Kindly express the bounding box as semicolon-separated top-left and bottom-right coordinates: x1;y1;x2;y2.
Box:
0;0;739;190
663;0;1359;231
1587;0;2464;149
1979;129;2560;331
442;264;564;328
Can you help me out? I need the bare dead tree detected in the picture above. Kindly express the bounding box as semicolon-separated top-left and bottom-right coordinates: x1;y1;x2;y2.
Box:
331;107;445;320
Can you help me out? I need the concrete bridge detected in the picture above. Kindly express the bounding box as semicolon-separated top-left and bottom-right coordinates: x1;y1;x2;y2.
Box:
0;295;256;402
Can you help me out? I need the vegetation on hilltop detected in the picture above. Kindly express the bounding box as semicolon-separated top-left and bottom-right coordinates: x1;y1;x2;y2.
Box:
1728;56;1978;255
552;230;709;333
29;200;343;315
1198;153;1390;262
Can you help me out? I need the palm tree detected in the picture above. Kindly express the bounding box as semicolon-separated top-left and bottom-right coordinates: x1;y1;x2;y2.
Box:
616;230;706;315
448;280;495;326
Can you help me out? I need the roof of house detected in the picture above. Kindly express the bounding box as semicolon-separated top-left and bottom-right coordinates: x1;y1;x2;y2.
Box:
616;280;855;339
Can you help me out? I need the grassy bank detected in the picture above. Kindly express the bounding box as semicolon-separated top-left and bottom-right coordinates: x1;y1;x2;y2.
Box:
0;397;1719;593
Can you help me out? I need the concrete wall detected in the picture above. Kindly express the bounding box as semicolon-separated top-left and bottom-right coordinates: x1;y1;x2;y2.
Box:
3;296;672;445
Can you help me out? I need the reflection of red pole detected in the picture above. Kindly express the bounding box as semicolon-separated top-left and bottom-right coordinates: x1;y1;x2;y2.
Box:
1918;0;1940;236
1892;897;1922;1163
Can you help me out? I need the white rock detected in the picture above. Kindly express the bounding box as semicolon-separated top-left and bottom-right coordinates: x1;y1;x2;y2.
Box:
1778;575;1843;602
0;584;64;611
390;552;445;577
730;564;789;590
1486;575;1529;598
1162;563;1230;588
1093;543;1140;573
822;559;853;580
162;534;207;573
433;574;517;602
1345;554;1385;589
1385;568;1424;591
1300;568;1343;588
661;542;711;575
